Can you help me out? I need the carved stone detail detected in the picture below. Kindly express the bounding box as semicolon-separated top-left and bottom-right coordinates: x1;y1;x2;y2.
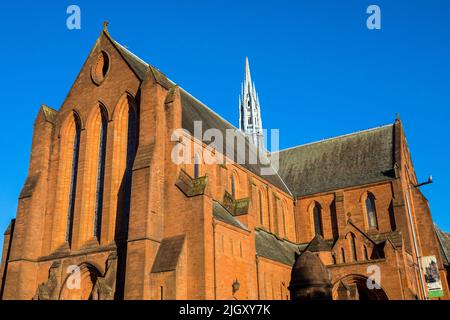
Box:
92;253;117;300
33;261;61;300
223;191;250;216
175;169;208;197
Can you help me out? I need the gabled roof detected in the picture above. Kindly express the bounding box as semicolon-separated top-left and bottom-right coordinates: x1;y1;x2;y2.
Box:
104;30;172;88
435;225;450;266
275;125;396;197
304;235;334;252
212;201;249;231
180;90;291;194
151;235;185;273
369;230;403;249
104;30;292;195
255;228;303;266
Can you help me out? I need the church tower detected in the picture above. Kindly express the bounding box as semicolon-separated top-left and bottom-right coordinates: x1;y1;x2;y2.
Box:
239;57;264;149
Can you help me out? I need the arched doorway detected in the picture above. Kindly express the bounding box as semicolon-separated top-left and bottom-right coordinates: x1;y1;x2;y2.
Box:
332;275;389;300
59;263;101;300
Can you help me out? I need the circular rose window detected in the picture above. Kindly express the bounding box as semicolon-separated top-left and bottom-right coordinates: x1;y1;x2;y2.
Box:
91;51;110;85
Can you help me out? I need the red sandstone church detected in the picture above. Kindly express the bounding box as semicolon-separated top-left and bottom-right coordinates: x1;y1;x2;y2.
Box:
0;24;449;300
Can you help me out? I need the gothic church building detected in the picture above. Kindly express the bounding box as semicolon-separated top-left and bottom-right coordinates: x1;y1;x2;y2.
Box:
1;25;449;300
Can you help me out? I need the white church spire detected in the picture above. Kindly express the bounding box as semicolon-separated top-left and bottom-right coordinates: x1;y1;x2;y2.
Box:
239;57;264;148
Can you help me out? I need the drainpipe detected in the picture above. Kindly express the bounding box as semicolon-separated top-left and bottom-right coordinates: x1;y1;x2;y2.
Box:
212;219;217;300
405;186;427;300
255;254;261;300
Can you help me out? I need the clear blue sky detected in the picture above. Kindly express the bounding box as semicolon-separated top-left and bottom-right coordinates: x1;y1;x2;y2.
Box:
0;1;449;248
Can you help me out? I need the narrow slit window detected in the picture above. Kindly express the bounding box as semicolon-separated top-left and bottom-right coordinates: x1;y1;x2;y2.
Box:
313;204;323;236
65;116;81;244
366;193;378;229
93;109;107;240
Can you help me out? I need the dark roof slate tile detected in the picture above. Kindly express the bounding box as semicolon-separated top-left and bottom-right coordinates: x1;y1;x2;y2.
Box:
151;235;185;273
275;125;396;197
255;228;301;266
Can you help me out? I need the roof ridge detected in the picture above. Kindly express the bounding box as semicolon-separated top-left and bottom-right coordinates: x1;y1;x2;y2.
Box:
254;227;299;246
180;88;294;196
434;224;450;263
179;87;238;132
273;123;394;154
112;38;150;68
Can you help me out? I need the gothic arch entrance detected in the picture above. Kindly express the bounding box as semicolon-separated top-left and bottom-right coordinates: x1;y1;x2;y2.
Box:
59;263;101;300
332;275;389;300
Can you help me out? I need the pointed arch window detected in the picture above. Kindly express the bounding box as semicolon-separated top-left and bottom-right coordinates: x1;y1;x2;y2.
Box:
365;193;378;229
93;108;108;240
313;203;323;237
65;114;81;244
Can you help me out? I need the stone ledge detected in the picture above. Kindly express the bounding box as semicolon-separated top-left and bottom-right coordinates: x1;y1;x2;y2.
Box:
223;191;250;216
175;169;208;197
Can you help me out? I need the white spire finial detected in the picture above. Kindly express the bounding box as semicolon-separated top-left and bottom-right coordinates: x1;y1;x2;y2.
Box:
239;57;264;149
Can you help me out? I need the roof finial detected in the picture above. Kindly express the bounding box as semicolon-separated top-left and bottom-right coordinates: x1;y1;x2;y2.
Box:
103;21;109;31
395;112;401;122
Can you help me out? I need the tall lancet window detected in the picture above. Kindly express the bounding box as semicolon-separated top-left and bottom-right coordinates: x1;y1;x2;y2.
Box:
313;203;323;237
66;115;81;244
365;193;378;229
122;106;138;237
93;108;108;240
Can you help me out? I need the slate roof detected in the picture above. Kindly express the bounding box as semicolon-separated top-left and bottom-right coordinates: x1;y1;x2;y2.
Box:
212;201;249;231
369;230;403;249
275;125;396;197
435;225;450;266
105;31;291;195
151;235;185;273
304;235;335;252
106;32;151;81
255;228;303;266
180;90;291;194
